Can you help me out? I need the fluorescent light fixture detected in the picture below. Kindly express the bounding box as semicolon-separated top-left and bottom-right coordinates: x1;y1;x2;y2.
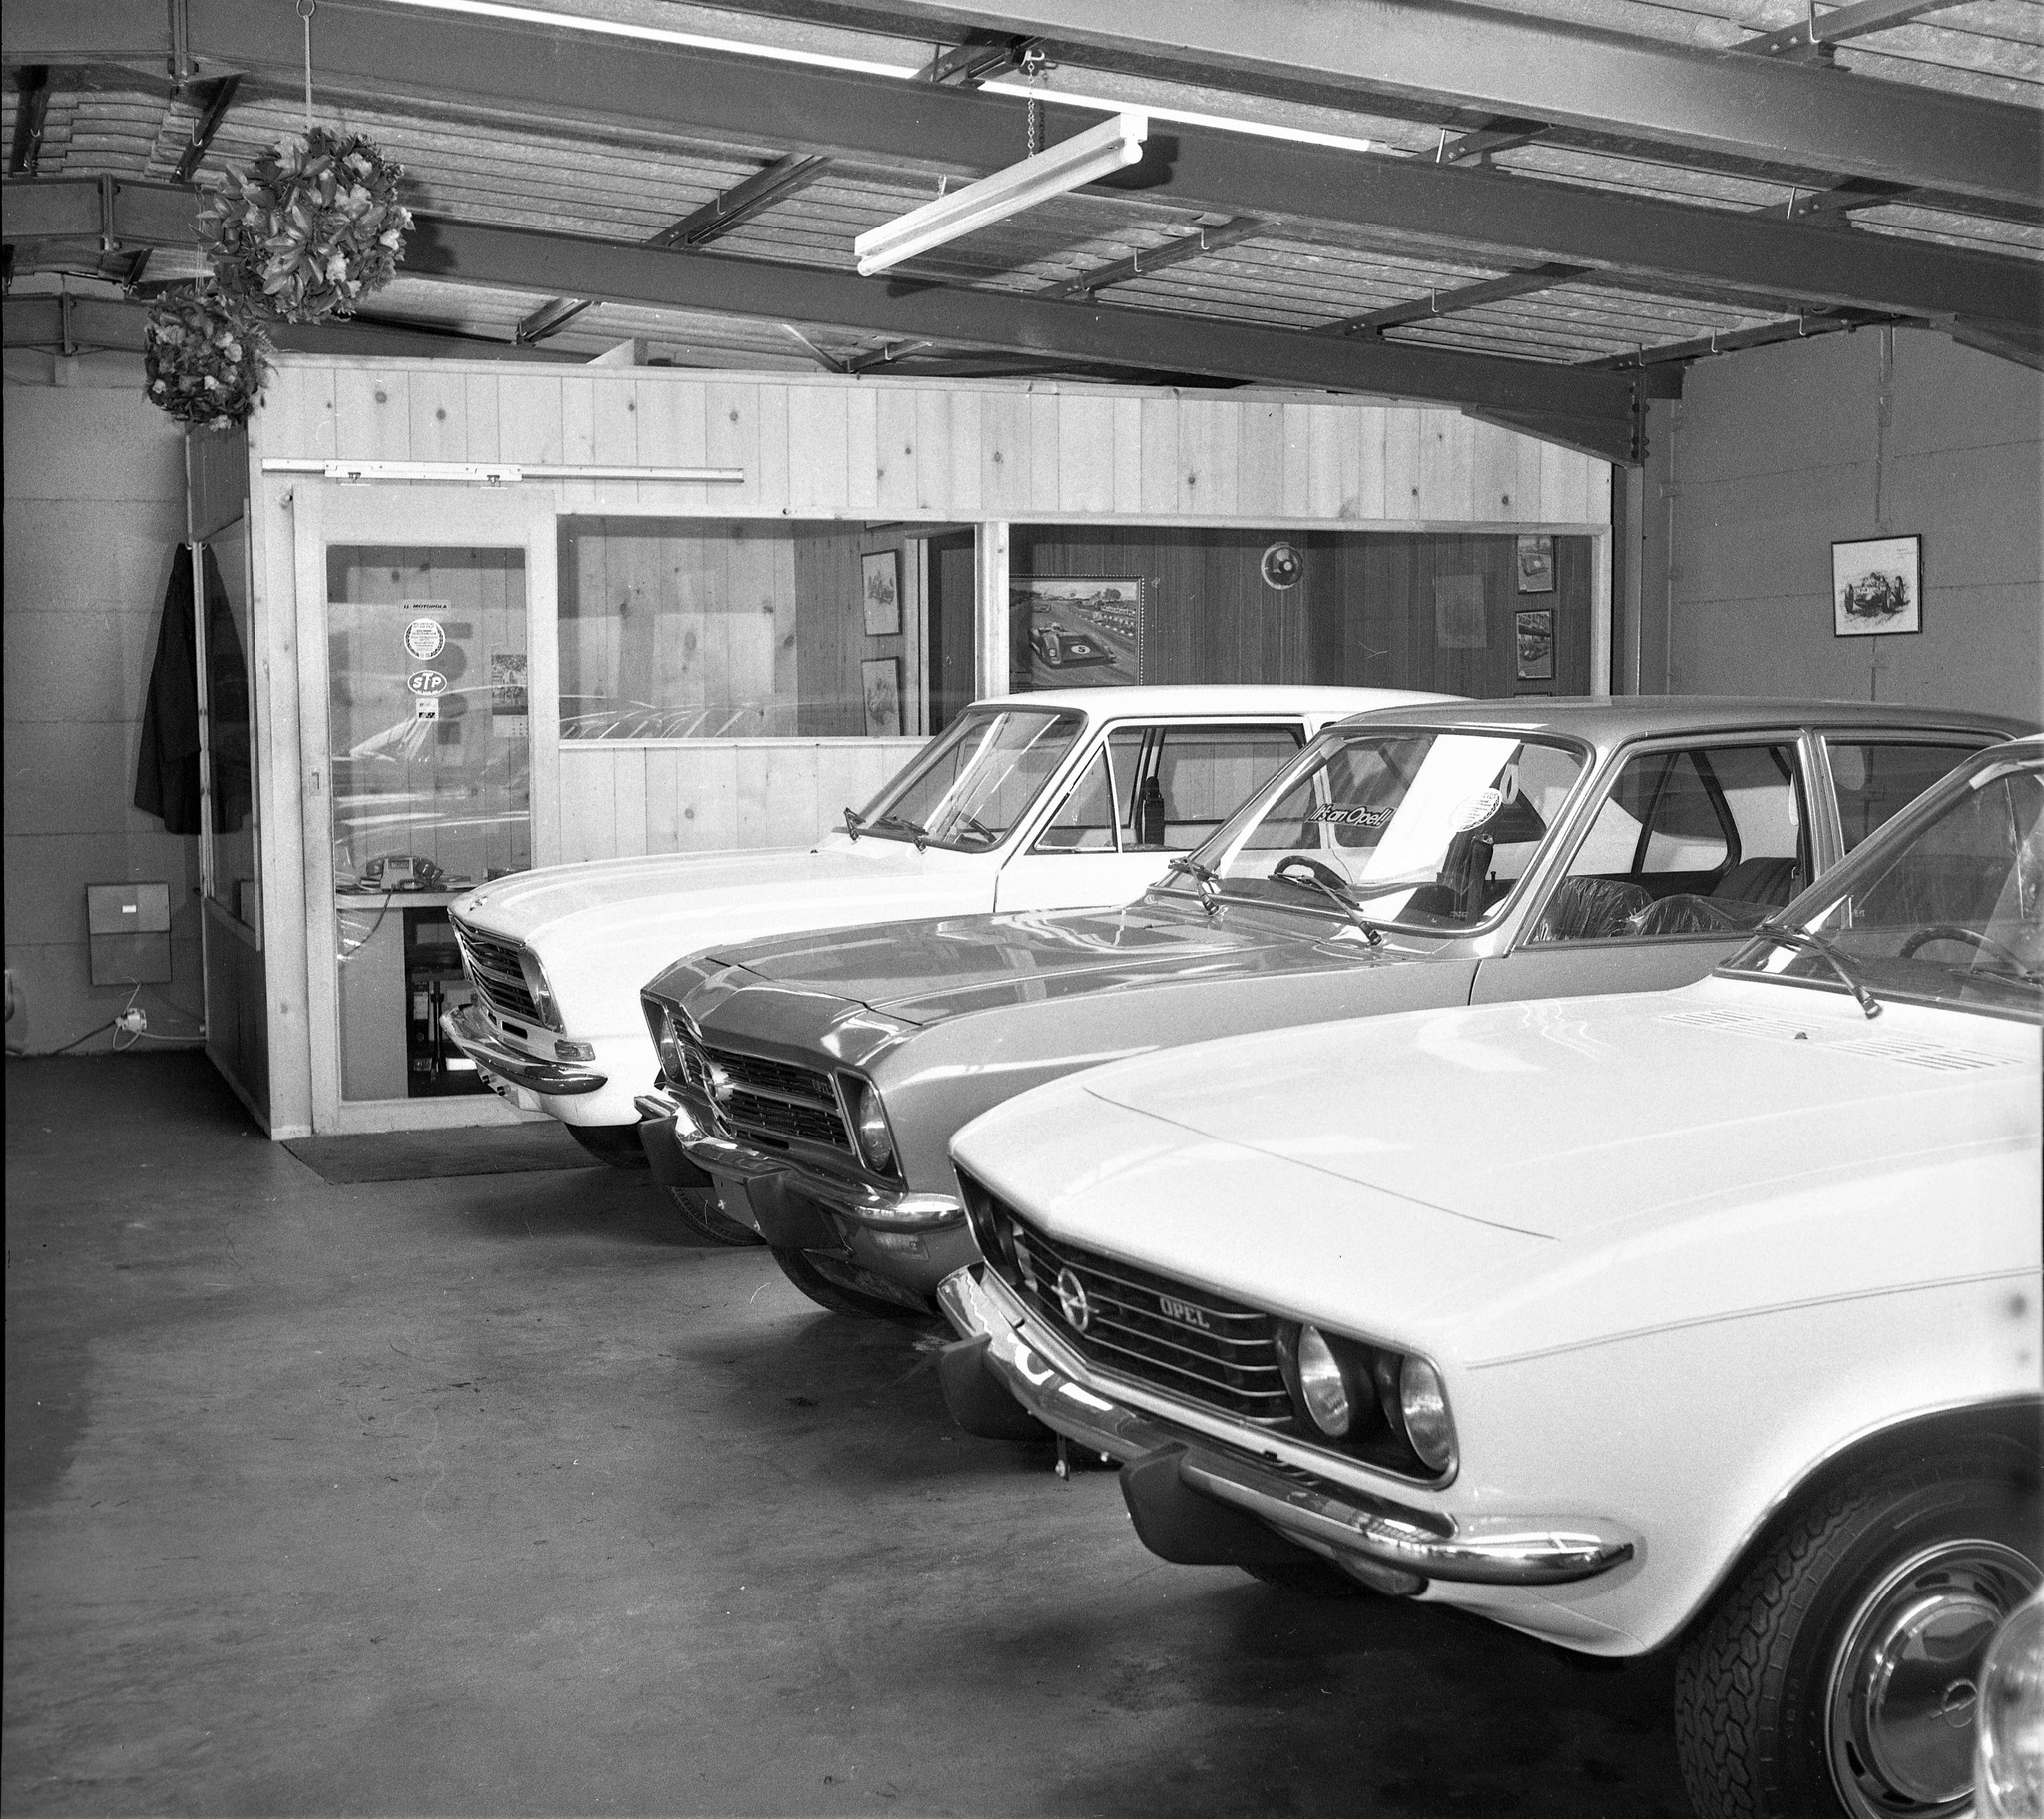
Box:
854;111;1148;277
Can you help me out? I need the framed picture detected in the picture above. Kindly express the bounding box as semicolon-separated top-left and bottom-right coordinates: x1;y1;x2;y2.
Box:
1832;534;1922;637
861;656;902;737
1515;535;1555;594
861;549;901;637
1010;577;1143;689
1515;609;1554;682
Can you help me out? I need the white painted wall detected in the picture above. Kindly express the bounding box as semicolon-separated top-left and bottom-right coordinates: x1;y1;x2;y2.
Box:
1637;327;2042;723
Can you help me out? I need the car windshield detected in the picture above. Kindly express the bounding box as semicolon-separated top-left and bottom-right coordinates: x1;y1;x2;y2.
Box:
853;707;1084;852
1183;728;1588;932
1725;745;2044;1019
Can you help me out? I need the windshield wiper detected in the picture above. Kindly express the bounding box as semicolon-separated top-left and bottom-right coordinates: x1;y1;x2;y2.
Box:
1271;868;1384;947
870;812;930;851
842;806;864;841
1750;924;1882;1019
1166;854;1223;915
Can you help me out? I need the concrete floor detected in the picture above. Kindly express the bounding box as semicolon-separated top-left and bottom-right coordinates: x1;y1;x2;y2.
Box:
6;1055;1693;1817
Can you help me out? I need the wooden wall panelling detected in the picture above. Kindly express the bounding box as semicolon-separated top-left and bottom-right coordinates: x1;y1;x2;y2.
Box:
1027;394;1061;516
498;374;565;466
331;368;411;459
1110;396;1144;515
706;382;761;515
187;424;251;538
639;379;709;510
1278;403;1313;521
462;372;501;461
408;367;468;463
786;384;849;514
256;362;337;463
558;748;618;863
980;390;1031;518
558;375;597;508
874;385;919;517
644;744;682;851
754;383;790;512
845;385;881;514
1238;401;1286;522
1056;394;1116;515
944;390;983;517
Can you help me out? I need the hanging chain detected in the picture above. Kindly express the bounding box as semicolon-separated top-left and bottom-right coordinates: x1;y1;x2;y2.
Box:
298;0;316;134
1027;91;1040;156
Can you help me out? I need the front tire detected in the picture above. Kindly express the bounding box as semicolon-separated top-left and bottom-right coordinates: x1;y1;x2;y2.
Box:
1675;1446;2040;1819
770;1246;936;1323
666;1186;764;1247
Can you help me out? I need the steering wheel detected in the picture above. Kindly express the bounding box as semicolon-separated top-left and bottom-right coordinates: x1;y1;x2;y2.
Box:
1897;922;2031;972
1274;854;1351;892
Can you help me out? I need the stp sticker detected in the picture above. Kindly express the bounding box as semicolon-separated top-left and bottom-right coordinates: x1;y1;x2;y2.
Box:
413;695;441;721
403;618;447;661
408;669;448;695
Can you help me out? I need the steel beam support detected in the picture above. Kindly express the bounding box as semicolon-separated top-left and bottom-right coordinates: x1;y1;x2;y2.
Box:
1;292;584;360
914;34;1038;86
171;72;241;182
9;66;51;176
1734;0;1971;60
1589;308;1899;370
1327;263;1589;336
688;0;2041;207
1434;119;1549;166
1036;214;1264;300
6;0;2037;332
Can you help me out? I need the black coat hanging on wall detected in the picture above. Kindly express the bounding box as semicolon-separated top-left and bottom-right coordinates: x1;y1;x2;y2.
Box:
134;544;251;836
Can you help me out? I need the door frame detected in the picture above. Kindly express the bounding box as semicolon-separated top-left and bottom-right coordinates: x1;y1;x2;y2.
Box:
291;483;557;1134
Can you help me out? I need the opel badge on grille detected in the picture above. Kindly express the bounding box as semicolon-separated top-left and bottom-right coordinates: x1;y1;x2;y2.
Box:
1054;1267;1092;1333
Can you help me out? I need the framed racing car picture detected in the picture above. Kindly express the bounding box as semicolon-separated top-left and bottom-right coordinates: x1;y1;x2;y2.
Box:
1832;533;1922;637
1010;577;1144;690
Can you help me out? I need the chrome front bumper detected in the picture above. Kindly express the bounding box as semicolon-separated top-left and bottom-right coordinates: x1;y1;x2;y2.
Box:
633;1088;961;1231
441;1004;606;1096
938;1264;1637;1592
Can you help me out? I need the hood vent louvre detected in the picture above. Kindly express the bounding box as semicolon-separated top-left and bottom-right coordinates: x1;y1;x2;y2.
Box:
1661;1007;2009;1072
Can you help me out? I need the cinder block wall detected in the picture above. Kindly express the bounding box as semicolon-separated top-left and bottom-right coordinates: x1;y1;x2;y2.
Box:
1636;327;2043;723
3;375;207;1053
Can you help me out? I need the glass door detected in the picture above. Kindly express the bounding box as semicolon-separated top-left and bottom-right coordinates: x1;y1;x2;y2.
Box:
294;486;552;1131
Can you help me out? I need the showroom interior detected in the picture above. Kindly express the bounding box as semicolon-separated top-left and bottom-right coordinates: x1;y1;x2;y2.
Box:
3;1;2040;1815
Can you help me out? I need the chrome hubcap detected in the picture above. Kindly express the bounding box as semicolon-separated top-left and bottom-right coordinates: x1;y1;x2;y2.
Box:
1827;1540;2039;1817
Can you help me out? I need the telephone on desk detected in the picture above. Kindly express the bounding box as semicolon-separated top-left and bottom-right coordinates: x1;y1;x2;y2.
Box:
339;855;468;894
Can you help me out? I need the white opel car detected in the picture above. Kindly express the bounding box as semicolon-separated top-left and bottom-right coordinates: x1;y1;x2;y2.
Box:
442;685;1443;1236
938;736;2043;1819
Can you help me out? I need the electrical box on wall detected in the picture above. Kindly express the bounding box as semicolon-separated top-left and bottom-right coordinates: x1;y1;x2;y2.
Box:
85;883;172;985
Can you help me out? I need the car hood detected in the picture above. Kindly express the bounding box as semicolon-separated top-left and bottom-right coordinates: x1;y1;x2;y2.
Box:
1068;978;2040;1242
451;841;992;1032
690;899;1412;1027
953;975;2041;1349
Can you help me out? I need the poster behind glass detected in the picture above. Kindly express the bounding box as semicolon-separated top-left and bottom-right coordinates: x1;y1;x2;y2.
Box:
1010;577;1143;691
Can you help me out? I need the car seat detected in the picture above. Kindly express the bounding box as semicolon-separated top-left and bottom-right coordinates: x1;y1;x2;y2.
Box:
1533;876;1654;941
1626;856;1803;937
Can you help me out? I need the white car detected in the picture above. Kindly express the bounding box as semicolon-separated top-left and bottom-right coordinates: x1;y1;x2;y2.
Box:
938;736;2043;1819
441;685;1443;1235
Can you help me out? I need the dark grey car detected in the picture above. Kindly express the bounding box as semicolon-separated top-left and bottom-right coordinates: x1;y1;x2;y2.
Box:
636;698;2028;1321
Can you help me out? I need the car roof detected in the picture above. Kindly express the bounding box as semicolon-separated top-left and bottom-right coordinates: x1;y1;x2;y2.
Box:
1318;694;2035;749
976;685;1459;717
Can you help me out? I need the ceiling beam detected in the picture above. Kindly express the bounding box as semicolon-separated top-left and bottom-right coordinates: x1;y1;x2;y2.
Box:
170;72;241;183
1325;263;1590;336
8;65;51;176
518;152;832;344
7;0;2037;334
1035;214;1264;300
394;213;1640;450
1433;119;1549;167
677;0;2041;207
1587;307;1900;369
0;292;585;361
913;33;1040;86
1734;0;1973;61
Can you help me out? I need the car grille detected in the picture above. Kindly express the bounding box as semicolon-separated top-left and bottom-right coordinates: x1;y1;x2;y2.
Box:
680;1032;852;1155
453;921;542;1024
965;1176;1290;1422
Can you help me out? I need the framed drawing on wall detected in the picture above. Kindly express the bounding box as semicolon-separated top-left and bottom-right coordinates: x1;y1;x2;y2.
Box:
1010;577;1143;689
1515;535;1555;594
861;550;901;637
1515;609;1554;682
861;657;902;736
1832;534;1922;637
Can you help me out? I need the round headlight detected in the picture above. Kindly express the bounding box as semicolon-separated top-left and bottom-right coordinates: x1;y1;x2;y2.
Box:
1295;1325;1352;1437
656;1017;687;1083
854;1081;894;1172
1398;1355;1456;1474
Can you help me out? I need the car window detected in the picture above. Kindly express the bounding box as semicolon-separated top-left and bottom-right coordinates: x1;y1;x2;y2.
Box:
1729;748;2043;1020
1033;750;1119;852
1826;740;1990;852
1033;723;1302;856
1534;741;1806;942
1203;729;1587;932
856;707;1083;851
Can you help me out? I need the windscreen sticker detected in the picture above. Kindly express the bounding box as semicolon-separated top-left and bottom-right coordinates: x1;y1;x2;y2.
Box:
1454;787;1504;832
1311;804;1393;829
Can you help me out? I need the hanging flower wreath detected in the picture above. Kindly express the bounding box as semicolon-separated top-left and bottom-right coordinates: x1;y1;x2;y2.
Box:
142;287;272;430
198;127;414;324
